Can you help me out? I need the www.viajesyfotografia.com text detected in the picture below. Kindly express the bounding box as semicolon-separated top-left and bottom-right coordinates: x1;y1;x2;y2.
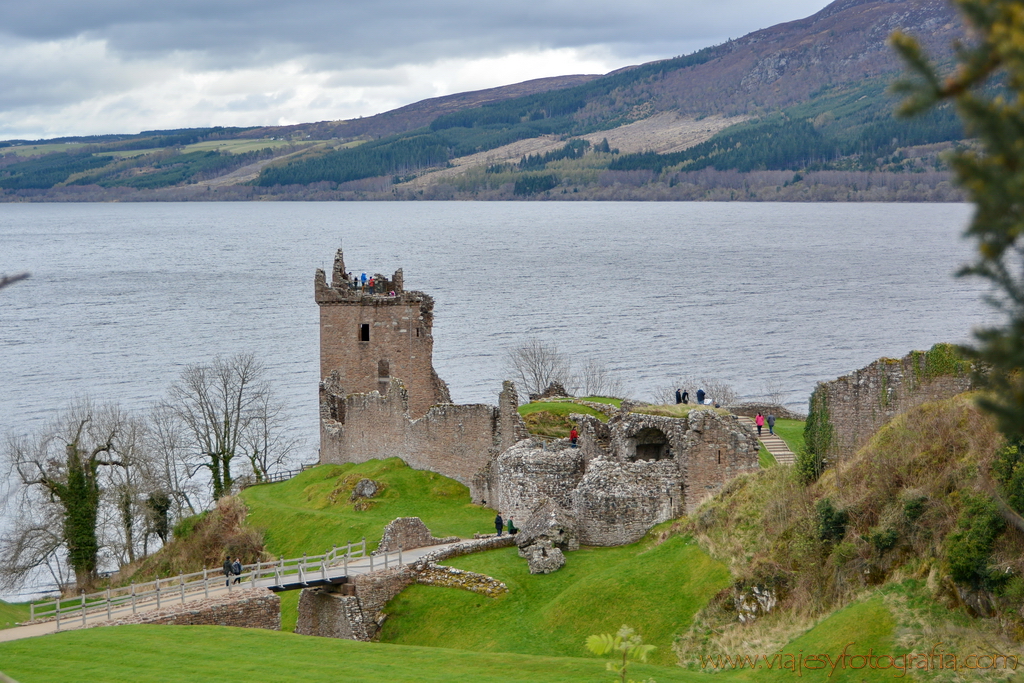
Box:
694;643;1019;677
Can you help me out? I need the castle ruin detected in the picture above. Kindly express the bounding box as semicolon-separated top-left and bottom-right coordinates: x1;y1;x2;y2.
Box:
315;248;760;544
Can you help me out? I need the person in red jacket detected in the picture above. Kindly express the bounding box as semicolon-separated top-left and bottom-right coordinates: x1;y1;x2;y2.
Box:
755;412;765;436
570;427;579;447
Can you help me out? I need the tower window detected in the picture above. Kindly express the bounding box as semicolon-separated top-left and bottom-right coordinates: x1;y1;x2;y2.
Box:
378;359;390;377
416;327;422;338
360;324;370;342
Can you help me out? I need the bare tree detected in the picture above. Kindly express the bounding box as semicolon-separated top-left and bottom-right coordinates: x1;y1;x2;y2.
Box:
761;377;786;406
1;399;126;592
146;404;204;521
166;353;289;499
574;357;627;398
241;390;302;483
504;338;572;398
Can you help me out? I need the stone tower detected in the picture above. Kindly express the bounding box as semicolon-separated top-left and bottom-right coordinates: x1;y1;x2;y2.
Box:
315;249;450;418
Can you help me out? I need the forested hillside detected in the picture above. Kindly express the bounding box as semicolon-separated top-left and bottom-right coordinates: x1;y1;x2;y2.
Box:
0;0;972;202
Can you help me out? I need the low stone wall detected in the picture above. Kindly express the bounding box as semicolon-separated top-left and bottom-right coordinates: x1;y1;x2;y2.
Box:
89;588;280;631
374;517;460;554
727;403;806;421
415;565;507;595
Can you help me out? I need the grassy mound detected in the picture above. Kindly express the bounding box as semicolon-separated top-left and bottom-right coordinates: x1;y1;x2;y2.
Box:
0;625;702;683
240;458;494;559
380;532;730;666
518;401;609;438
119;496;267;584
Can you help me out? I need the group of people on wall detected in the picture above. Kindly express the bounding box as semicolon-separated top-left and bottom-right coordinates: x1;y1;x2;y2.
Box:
674;387;717;407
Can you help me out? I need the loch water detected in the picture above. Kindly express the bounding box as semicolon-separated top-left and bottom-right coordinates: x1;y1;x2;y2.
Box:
0;200;991;452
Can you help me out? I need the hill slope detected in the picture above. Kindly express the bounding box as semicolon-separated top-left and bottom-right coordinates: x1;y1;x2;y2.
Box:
0;0;970;201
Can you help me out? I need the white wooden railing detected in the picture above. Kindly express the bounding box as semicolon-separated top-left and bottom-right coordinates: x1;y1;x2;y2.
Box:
28;536;409;631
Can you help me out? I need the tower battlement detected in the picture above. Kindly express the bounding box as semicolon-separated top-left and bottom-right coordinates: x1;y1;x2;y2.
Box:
315;249;449;419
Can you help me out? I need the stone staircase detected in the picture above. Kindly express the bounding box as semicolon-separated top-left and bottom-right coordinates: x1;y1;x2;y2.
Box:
737;416;796;465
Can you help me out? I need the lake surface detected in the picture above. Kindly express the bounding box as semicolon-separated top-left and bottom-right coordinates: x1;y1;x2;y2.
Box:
1;201;992;448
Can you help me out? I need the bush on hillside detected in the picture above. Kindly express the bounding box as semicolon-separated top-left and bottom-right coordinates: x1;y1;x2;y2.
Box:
115;496;268;583
993;439;1024;514
946;494;1005;589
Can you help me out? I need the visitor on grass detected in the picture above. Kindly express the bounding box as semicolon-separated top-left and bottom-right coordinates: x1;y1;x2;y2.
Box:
507;518;517;535
682;390;689;404
495;513;504;536
696;388;705;404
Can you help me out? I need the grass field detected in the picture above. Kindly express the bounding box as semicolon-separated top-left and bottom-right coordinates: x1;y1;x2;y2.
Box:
5;142;90;156
0;625;703;683
381;533;730;666
0;600;29;630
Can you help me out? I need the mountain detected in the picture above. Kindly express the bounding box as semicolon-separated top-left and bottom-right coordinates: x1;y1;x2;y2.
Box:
0;0;970;202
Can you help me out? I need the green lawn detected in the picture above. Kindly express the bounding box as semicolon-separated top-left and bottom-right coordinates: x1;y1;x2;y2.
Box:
772;419;805;454
381;534;731;667
758;442;776;468
0;600;29;630
0;625;704;683
517;401;608;420
240;459;495;560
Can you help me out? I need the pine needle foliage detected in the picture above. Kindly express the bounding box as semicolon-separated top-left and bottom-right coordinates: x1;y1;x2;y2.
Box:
892;1;1024;442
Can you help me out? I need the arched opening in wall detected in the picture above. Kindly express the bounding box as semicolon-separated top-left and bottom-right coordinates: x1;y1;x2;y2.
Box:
629;427;671;461
378;359;390;379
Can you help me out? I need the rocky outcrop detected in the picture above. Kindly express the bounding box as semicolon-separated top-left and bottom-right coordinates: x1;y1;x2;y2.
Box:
522;542;565;574
515;498;579;553
350;478;380;500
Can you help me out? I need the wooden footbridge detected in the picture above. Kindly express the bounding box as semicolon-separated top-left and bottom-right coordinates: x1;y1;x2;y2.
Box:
1;538;455;642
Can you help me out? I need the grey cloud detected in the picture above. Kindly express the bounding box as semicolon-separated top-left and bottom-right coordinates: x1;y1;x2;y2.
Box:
3;0;830;68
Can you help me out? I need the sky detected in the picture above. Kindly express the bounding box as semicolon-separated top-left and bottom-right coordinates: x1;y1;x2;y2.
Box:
0;0;832;141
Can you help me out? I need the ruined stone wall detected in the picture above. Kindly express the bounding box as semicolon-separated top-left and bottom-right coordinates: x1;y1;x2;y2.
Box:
496;439;585;523
499;410;758;545
321;380;497;496
809;345;974;462
374;517;460;554
573;459;682;546
677;410;761;513
93;588;279;631
320;378;526;504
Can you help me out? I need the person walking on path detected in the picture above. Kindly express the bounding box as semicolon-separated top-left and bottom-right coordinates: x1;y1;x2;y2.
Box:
570;427;579;447
696;388;705;405
682;390;689;405
755;412;764;436
495;513;504;536
767;413;776;436
223;556;233;587
232;558;243;584
675;389;682;404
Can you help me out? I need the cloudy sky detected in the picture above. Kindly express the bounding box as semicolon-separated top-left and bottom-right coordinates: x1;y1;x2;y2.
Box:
1;0;831;141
